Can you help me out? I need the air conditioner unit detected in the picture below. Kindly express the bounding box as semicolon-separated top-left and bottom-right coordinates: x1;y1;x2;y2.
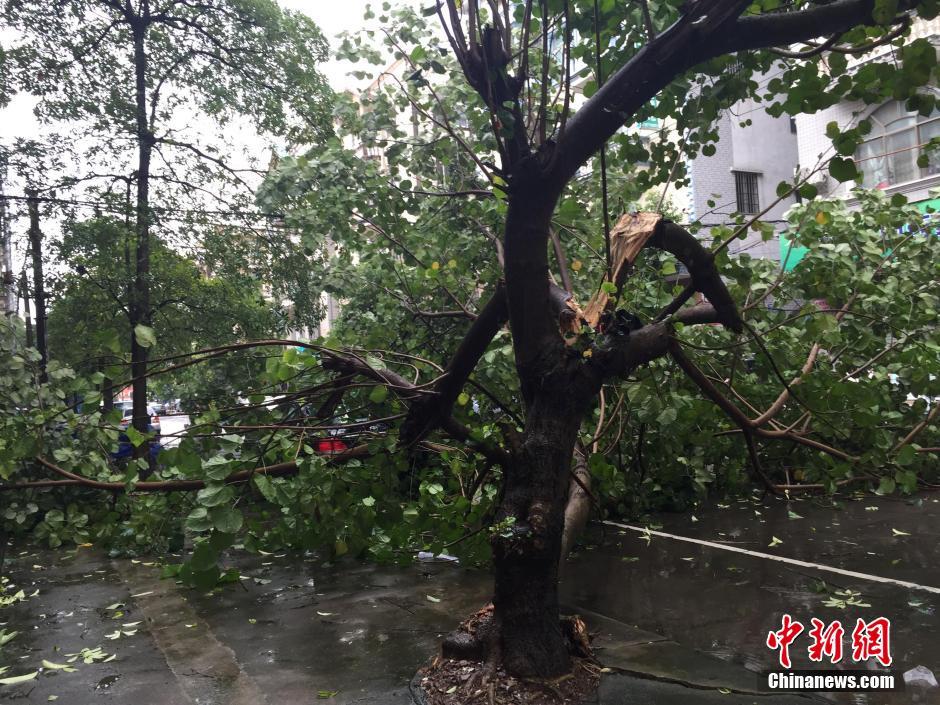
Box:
810;174;831;195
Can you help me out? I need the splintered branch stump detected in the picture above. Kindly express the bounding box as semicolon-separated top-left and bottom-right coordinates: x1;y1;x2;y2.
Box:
558;211;663;338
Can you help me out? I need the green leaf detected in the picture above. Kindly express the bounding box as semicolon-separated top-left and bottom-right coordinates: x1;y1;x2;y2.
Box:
209;530;235;552
656;407;678;425
829;157;859;183
125;425;147;448
202;455;233;481
895;445;917;466
798;183;818;200
876;476;896;495
0;672;38;685
368;385;388;403
196;484;234;508
190;565;222;591
185;507;213;532
41;660;75;671
134;324;157;348
872;0;898;24
210;505;243;534
188;542;218;572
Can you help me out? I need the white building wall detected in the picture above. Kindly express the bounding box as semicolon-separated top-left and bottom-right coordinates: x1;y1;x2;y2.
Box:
795;20;940;204
689;71;801;263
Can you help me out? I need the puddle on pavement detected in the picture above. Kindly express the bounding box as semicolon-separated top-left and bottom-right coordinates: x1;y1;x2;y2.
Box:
563;493;940;704
94;673;121;690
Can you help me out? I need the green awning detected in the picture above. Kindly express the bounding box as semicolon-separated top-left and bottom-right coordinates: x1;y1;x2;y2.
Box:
779;195;940;271
779;232;808;272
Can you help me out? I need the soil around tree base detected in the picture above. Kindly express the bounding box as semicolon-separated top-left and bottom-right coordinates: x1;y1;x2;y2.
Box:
411;657;601;705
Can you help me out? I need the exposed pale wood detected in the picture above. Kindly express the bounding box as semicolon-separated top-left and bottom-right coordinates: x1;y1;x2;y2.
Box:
582;212;662;327
558;212;662;340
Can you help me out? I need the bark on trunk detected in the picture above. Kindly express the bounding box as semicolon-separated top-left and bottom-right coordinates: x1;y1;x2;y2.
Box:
26;191;47;380
491;390;586;677
130;21;153;442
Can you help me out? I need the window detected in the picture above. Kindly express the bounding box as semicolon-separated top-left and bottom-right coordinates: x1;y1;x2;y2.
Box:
855;100;940;188
734;171;760;214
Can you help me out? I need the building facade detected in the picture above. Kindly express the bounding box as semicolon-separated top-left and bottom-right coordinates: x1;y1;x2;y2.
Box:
686;70;801;265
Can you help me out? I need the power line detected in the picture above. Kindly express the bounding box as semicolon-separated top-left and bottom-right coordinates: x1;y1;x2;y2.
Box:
0;193;277;223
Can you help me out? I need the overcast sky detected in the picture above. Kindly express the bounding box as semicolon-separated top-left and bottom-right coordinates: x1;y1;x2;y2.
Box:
0;0;419;142
285;0;395;89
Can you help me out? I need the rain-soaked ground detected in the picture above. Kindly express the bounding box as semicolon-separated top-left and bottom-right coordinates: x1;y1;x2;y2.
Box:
1;492;938;704
566;492;940;703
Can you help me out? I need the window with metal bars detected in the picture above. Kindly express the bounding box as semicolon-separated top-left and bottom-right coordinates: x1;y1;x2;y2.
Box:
734;171;760;214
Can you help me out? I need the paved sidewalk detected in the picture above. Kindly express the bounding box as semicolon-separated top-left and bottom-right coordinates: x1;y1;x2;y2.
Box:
0;547;821;704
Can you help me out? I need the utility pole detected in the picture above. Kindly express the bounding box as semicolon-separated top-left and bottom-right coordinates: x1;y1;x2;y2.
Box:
0;149;16;345
26;189;47;379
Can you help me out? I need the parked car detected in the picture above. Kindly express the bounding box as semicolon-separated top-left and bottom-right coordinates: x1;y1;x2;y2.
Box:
224;399;387;457
103;403;162;463
112;400;162;438
112;435;164;462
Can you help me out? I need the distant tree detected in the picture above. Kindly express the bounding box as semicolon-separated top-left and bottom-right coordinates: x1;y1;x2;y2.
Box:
47;217;278;404
2;0;332;437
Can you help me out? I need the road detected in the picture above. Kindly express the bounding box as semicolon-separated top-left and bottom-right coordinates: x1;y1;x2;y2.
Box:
158;414;190;447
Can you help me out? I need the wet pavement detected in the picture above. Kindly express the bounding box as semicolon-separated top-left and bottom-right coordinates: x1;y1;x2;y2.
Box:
159;414;191;448
564;493;940;703
1;493;938;704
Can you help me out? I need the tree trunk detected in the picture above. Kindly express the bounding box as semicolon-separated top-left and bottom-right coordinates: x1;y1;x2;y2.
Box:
130;21;153;441
102;369;115;413
560;447;591;563
26;191;47;380
0;156;15;346
491;390;586;677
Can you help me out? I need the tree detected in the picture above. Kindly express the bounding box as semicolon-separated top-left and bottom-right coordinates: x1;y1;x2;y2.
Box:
2;0;332;437
47;216;279;404
2;0;938;692
261;0;938;679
